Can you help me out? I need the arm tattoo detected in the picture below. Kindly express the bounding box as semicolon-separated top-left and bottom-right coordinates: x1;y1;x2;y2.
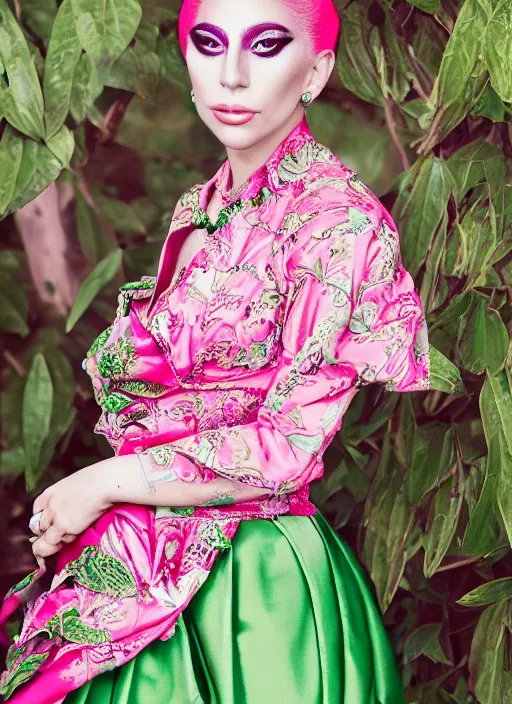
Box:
197;489;239;507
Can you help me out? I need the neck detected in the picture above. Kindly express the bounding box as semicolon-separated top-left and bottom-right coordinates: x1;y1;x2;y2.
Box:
226;107;305;192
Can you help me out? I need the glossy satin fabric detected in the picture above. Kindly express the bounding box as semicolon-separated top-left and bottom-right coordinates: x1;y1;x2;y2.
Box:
65;511;404;704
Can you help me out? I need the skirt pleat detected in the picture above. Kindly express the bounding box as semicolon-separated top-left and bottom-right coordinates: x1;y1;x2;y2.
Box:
64;511;404;704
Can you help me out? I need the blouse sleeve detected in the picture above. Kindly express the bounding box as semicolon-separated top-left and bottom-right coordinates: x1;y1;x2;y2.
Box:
140;203;430;496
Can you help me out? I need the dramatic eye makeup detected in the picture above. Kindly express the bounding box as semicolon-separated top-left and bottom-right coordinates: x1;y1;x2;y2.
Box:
190;24;228;56
243;23;294;57
190;22;294;58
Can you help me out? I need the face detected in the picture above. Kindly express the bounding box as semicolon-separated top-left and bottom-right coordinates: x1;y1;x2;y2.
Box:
184;0;318;152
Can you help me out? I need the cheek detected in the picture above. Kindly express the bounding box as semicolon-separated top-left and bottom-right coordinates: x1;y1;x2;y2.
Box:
251;57;308;105
186;56;219;98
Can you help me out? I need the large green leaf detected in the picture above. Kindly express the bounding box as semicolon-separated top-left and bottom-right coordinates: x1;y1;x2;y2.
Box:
71;0;143;66
457;294;509;376
404;623;452;665
22;354;54;491
428;345;463;395
9;141;62;213
468;600;508;704
336;0;383;107
43;0;82;139
423;0;490;144
462;457;501;557
458;577;512;607
362;433;415;611
405;0;439;12
408;423;455;505
66;248;123;332
0;1;45;140
393;156;453;277
69;53;103;123
480;372;512;545
39;348;77;469
371;15;411;104
423;463;465;578
45;124;75;168
482;0;512;102
0;124;23;216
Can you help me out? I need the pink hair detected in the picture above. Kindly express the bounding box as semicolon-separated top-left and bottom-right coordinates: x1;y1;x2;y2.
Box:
178;0;340;57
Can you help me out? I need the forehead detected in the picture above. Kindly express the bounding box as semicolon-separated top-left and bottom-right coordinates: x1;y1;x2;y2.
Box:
195;0;300;33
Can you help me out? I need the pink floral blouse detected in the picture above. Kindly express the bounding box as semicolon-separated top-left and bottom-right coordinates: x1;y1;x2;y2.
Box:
0;117;429;703
89;115;429;499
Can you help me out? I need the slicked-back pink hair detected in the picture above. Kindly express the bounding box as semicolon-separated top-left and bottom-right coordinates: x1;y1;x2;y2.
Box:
178;0;340;57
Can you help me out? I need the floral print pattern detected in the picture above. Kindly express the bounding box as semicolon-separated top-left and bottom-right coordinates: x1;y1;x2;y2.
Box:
0;117;429;703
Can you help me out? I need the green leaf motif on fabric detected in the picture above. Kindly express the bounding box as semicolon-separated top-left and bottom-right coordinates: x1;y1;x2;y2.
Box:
349;302;378;335
98;350;124;378
120;280;156;292
146;445;177;467
348;207;373;236
172;506;195;516
103;338;136;375
287;432;324;455
40;607;111;645
87;325;113;358
0;652;49;700
116;380;167;398
5;570;38;599
65;546;138;598
102;392;133;413
201;523;232;550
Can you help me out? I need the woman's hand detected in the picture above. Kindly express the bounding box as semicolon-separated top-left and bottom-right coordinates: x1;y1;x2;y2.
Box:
31;460;114;560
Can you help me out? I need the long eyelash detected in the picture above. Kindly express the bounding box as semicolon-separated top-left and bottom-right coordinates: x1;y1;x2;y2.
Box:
251;31;291;49
195;32;221;46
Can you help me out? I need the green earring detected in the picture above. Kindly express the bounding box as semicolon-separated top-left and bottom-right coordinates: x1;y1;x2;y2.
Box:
301;91;313;107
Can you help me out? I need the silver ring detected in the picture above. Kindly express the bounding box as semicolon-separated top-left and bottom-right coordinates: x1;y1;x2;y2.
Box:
29;511;43;537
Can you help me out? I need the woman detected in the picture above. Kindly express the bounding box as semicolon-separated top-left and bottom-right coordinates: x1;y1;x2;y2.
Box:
0;0;429;702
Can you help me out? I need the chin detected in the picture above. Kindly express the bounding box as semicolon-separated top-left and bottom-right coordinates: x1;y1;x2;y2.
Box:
202;114;270;151
216;132;264;151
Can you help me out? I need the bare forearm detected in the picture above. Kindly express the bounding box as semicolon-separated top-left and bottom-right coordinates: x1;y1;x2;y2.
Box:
102;454;271;507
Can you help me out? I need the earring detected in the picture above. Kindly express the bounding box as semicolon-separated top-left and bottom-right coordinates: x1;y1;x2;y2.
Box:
300;91;313;107
191;89;196;104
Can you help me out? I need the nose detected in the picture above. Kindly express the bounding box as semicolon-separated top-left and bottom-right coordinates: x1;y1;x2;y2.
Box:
220;44;249;91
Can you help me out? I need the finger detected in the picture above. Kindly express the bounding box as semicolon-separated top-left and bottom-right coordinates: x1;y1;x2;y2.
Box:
32;535;63;559
33;488;54;515
61;534;78;544
43;524;65;546
39;508;55;534
29;511;44;537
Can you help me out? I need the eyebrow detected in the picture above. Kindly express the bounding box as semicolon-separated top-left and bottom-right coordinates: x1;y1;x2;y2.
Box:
242;23;293;49
190;22;292;49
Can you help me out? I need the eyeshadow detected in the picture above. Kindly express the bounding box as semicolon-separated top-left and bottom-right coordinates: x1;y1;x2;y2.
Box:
241;23;293;50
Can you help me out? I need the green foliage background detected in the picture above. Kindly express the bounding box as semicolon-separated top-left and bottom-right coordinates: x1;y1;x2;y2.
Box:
0;0;511;701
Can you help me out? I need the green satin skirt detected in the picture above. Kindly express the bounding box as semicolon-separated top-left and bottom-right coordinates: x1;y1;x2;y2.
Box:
65;511;404;703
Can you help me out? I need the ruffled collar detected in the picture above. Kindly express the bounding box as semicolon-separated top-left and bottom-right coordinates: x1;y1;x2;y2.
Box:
197;115;316;210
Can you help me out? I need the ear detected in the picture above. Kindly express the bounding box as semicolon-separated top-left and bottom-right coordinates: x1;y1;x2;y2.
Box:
304;49;336;101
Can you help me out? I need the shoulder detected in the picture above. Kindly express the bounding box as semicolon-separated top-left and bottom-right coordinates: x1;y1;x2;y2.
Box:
283;144;393;261
297;140;389;225
166;183;204;234
175;183;203;214
278;142;407;291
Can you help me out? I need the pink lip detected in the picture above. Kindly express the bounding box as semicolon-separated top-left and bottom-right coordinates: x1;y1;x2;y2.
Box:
211;105;257;126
